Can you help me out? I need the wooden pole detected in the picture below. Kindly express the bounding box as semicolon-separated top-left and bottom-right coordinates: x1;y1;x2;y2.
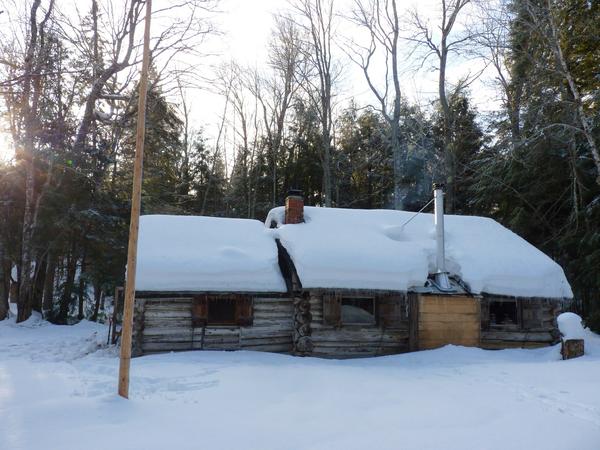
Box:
118;0;152;399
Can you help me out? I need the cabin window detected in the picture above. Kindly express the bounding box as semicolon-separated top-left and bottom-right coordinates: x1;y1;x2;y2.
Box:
192;295;253;327
341;297;375;325
489;300;519;329
208;297;237;325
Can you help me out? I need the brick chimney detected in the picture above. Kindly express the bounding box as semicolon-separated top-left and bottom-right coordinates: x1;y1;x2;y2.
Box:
285;189;304;224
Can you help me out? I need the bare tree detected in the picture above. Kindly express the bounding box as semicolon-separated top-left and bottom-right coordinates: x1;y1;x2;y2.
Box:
255;14;304;206
473;0;522;148
3;0;57;322
349;0;406;210
292;0;338;207
0;0;217;322
408;0;478;212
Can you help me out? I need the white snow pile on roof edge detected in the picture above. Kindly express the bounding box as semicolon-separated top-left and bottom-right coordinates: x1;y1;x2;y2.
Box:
266;206;573;299
136;215;287;292
557;312;586;340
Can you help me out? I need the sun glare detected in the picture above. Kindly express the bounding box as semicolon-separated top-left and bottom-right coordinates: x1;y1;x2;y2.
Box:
0;133;15;163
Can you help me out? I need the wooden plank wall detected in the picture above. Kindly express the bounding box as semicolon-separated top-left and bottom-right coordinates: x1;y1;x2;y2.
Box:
418;295;480;350
135;296;293;355
308;293;410;358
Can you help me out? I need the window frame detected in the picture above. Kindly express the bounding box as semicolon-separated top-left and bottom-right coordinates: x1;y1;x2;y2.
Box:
191;295;254;328
340;295;377;326
487;297;521;331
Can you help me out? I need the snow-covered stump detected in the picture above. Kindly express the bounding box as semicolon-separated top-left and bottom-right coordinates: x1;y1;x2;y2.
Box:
557;312;585;360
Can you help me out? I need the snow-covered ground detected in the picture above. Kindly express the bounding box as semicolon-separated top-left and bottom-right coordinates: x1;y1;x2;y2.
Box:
2;315;600;450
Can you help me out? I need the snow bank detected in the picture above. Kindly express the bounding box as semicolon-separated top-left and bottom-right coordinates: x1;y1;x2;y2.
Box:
267;206;573;298
557;312;586;340
2;317;600;450
136;215;286;292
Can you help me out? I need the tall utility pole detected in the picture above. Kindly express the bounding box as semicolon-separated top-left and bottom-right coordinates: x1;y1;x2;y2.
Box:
118;0;152;399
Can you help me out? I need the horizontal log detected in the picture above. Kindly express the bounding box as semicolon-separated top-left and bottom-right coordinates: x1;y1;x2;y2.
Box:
142;334;194;343
142;342;194;352
239;344;292;352
253;318;293;327
311;328;408;340
240;328;293;338
202;327;239;336
144;307;192;316
144;318;191;328
143;327;193;337
201;340;240;347
311;346;407;357
481;331;554;342
143;300;192;308
253;297;292;302
240;336;292;346
197;343;240;350
313;341;406;350
480;341;551;350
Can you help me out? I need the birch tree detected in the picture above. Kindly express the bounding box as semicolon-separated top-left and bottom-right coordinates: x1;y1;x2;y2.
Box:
519;0;600;185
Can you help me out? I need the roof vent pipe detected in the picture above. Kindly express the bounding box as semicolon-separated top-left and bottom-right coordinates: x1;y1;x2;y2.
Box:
433;183;453;291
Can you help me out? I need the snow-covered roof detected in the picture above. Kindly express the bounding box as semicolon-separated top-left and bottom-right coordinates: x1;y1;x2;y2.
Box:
135;215;287;293
266;206;573;299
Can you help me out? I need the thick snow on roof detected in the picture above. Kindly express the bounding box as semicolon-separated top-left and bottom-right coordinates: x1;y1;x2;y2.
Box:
136;215;286;292
266;206;573;298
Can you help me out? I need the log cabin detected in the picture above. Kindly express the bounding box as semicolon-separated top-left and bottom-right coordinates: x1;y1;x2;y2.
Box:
131;189;572;357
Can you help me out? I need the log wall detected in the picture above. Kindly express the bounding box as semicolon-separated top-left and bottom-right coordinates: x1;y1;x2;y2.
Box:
479;296;561;349
134;296;293;355
132;292;563;357
307;293;410;358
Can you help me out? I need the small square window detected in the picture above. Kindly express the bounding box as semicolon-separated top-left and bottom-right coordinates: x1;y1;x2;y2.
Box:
341;297;375;325
208;298;237;325
489;300;518;329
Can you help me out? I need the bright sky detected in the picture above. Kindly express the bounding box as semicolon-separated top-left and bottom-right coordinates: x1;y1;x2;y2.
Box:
0;0;501;163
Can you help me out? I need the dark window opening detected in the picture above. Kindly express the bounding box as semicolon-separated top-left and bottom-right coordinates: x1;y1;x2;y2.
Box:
489;301;518;328
208;298;237;325
341;297;375;325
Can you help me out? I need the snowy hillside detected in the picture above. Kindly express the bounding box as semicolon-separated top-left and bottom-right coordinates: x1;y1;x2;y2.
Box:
1;316;600;450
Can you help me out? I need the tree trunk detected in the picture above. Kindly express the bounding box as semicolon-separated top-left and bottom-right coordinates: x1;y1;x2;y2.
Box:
57;245;77;324
31;255;46;313
0;244;8;320
77;251;87;320
91;281;103;322
322;129;332;207
42;251;56;319
18;157;36;323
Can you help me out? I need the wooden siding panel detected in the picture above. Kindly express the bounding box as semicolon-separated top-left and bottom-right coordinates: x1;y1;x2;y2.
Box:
418;295;480;350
